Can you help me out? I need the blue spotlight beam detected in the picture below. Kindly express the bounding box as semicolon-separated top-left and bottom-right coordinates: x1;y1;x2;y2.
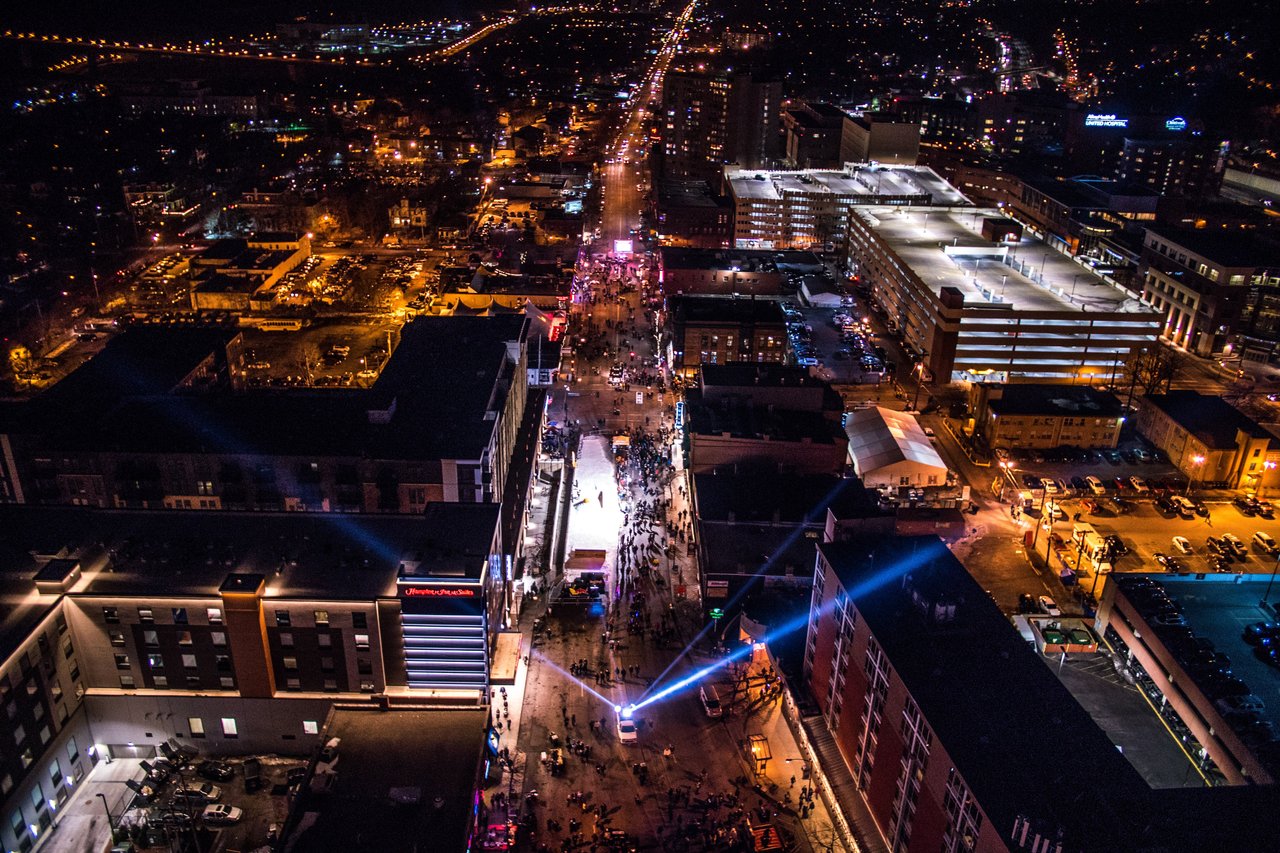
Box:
531;650;617;707
633;542;939;713
640;478;858;701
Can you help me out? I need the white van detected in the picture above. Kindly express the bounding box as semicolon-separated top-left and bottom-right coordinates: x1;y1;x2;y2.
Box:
1254;531;1278;554
699;685;722;718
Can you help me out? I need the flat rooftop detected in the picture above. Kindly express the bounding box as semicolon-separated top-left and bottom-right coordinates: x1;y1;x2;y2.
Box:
987;384;1124;418
693;471;883;524
1115;574;1280;758
860;205;1156;315
668;295;786;326
0;503;500;651
726;165;968;206
1142;390;1268;448
285;707;487;853
660;247;823;272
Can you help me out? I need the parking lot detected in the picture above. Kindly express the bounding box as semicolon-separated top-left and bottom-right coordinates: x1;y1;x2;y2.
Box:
238;320;400;388
54;750;301;852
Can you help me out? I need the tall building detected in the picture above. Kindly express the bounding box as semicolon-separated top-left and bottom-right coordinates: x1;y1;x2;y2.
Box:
1137;226;1280;355
802;536;1280;852
1117;137;1222;198
660;65;781;182
846;112;920;166
782;102;854;169
0;503;510;853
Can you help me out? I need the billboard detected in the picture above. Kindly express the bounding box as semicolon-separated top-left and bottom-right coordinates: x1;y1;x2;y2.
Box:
613;239;633;255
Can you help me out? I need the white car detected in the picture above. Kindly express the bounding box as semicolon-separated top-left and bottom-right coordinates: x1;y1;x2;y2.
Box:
1172;536;1193;555
202;804;243;825
1129;476;1149;493
1044;501;1067;521
1037;595;1062;617
1042;479;1060;495
616;716;638;744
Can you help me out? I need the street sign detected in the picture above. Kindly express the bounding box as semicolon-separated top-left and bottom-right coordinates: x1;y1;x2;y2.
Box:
635;392;644;405
709;608;724;620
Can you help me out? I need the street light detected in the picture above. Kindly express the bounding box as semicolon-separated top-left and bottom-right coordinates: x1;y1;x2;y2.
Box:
1186;454;1205;496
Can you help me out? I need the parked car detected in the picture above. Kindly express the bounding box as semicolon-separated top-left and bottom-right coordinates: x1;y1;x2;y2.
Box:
1172;536;1193;555
1085;475;1106;495
170;783;221;805
197;761;234;782
1018;593;1038;614
202;804;243;826
1037;595;1062;617
1222;533;1248;558
1255;531;1278;555
1246;622;1280;645
1235;496;1259;516
1257;500;1276;519
1129;476;1150;493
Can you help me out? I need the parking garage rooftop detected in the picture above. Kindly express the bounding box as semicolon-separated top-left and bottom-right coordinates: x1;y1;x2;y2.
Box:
725;165;969;205
858;206;1155;315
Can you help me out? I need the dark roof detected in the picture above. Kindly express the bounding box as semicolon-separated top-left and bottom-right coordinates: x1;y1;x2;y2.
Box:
657;180;726;210
7;316;528;462
699;524;817;580
686;400;845;444
1142;390;1268;448
0;504;498;608
660;247;823;272
693;472;883;524
986;384;1123;418
196;238;248;262
249;231;302;244
288;707;487;853
194;272;258;294
817;537;1147;849
668;295;786;327
1144;226;1280;269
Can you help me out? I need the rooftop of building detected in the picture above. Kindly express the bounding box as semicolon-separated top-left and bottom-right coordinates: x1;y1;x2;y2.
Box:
446;269;571;296
195;238;249;263
0;503;501;653
693;471;883;525
725;165;967;205
660;247;824;273
249;231;304;245
1142;390;1269;448
5;316;527;461
1142;225;1280;269
845;406;946;475
814;535;1280;845
1111;574;1280;777
699;524;819;581
685;398;845;445
657;180;727;210
985;384;1124;418
193;272;261;294
668;295;786;326
224;248;298;272
284;707;487;853
859;205;1157;315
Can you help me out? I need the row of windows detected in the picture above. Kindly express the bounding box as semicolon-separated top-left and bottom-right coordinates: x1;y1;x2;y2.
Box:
105;606;369;630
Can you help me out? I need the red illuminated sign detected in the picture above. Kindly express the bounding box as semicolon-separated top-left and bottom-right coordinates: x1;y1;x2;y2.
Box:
402;586;478;598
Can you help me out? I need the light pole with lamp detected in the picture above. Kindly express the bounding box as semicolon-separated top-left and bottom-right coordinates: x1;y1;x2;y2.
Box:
1185;454;1205;497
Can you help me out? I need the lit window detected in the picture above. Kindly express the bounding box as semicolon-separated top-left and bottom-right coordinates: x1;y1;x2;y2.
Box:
188;718;205;738
303;720;319;735
221;718;238;738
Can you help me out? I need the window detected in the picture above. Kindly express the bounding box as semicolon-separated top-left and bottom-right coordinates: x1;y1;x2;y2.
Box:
109;630;125;646
153;676;168;689
146;654;163;669
172;608;188;624
219;676;234;689
177;631;192;646
318;633;332;649
206;607;223;624
303;720;319;735
314;610;329;627
211;632;227;647
114;654;130;670
65;737;77;762
50;679;62;703
285;678;301;691
181;655;197;669
186;676;201;689
357;659;372;675
20;746;33;768
275;610;291;627
279;632;294;649
283;657;298;671
48;760;61;789
119;675;135;689
352;612;367;629
215;654;231;672
138;608;154;624
62;638;74;659
354;634;370;651
55;615;67;636
103;607;119;623
143;630;158;647
323;678;338;692
13;723;25;744
320;657;334;672
221;718;238;738
360;680;375;693
188;717;205;738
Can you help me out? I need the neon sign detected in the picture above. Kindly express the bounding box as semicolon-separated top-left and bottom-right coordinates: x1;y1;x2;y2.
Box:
1084;114;1128;128
1165;116;1187;132
402;586;478;598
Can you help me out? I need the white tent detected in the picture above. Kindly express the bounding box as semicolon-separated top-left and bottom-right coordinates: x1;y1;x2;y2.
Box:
846;406;948;488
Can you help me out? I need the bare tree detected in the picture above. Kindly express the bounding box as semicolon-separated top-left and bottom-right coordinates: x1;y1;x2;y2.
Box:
1127;344;1187;397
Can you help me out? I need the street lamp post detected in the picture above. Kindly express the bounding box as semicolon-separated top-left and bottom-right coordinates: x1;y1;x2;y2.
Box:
1186;454;1205;497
